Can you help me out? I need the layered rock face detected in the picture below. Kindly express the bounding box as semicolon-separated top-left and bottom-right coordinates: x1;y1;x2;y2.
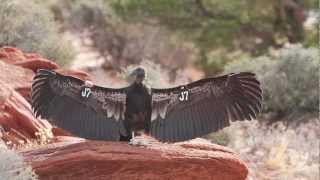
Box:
0;47;248;180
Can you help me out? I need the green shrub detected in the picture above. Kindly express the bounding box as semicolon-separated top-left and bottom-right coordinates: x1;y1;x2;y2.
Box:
224;45;319;116
0;0;74;66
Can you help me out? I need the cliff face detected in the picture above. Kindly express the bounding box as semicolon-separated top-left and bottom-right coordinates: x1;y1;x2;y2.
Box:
0;47;248;180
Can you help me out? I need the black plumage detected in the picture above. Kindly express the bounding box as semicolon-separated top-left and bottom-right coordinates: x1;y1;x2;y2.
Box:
31;68;262;142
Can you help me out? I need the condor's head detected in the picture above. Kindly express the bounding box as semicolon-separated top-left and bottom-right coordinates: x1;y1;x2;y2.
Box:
130;67;145;85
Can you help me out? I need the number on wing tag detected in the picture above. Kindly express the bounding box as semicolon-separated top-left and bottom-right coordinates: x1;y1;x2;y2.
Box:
81;87;91;98
178;87;189;102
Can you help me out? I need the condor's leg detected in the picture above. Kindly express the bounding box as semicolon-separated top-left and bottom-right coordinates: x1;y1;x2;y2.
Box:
128;113;153;146
129;131;138;145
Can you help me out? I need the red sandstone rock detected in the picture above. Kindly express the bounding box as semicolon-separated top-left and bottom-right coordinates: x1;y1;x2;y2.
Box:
24;53;41;59
21;137;248;180
14;58;59;72
0;61;34;91
0;51;9;60
0;81;52;147
58;69;93;81
51;127;74;137
0;61;34;101
0;47;26;63
0;46;60;72
0;50;55;146
0;47;91;147
15;87;32;102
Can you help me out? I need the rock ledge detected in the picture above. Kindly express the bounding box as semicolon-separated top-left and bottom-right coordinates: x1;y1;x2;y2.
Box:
21;136;248;180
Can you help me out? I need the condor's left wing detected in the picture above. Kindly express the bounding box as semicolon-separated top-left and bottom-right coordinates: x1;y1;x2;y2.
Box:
32;69;128;141
150;72;262;142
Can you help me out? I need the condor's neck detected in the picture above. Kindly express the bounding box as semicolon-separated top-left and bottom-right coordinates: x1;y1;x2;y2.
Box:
133;82;143;86
130;82;145;89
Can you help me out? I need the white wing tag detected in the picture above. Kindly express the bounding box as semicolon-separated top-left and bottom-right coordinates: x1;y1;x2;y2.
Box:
81;87;92;98
178;87;189;102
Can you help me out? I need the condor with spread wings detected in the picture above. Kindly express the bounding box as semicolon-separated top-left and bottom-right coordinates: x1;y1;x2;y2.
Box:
31;68;262;142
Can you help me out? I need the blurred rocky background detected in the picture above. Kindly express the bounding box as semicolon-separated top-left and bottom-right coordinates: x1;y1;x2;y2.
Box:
0;0;319;179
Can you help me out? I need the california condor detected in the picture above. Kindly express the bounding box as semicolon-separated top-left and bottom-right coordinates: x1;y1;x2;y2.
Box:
31;68;262;143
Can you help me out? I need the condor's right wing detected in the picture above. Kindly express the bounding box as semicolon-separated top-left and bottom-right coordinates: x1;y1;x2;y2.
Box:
150;72;262;142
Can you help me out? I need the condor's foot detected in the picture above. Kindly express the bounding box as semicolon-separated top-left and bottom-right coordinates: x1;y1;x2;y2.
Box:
129;138;148;146
128;132;153;146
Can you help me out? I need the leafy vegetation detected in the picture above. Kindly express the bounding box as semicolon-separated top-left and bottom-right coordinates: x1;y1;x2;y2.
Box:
224;45;319;116
0;0;74;66
111;0;318;75
45;0;197;78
